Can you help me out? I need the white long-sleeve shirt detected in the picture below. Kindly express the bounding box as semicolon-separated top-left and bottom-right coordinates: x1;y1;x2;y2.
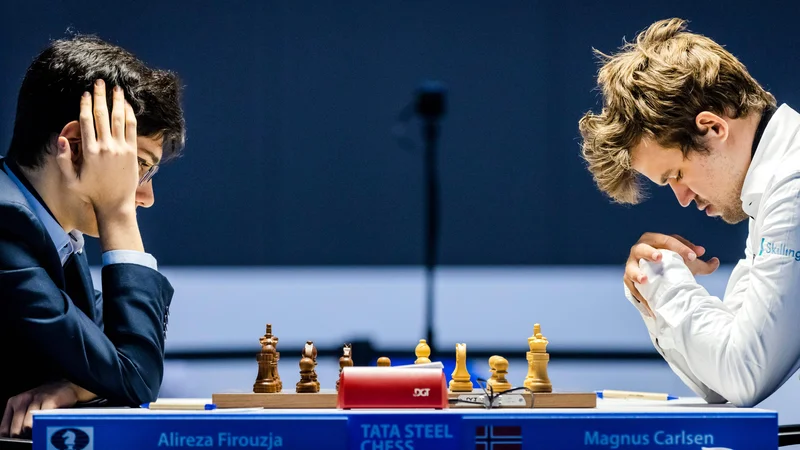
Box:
627;104;800;407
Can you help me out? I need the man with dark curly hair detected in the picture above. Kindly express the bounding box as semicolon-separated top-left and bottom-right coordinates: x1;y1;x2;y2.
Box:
0;35;186;437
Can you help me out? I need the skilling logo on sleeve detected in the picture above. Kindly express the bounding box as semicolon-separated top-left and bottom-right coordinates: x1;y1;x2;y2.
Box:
759;238;800;261
47;427;93;450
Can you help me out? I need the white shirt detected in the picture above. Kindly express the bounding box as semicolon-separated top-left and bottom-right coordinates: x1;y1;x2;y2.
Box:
626;104;800;407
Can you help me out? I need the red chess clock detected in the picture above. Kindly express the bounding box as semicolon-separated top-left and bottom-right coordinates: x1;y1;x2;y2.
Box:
337;367;448;409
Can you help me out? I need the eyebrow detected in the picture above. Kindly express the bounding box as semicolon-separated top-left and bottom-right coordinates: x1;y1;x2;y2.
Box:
139;148;161;165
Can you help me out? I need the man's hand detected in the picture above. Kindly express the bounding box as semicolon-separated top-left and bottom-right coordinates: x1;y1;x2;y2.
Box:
625;233;721;313
0;382;96;438
55;79;144;253
56;79;139;215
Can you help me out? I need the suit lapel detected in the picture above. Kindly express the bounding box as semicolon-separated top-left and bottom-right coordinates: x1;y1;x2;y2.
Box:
63;252;97;321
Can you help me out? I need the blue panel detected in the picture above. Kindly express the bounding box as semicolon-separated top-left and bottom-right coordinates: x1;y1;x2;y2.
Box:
33;409;778;450
34;415;348;450
349;413;462;450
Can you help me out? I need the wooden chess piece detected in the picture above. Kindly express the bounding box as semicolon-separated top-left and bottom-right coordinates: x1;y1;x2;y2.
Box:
263;324;282;392
492;357;512;393
415;339;431;364
253;338;280;393
524;323;552;393
296;354;317;393
311;342;320;391
486;355;501;391
302;341;320;392
448;343;474;392
377;357;391;367
337;344;353;391
253;337;267;393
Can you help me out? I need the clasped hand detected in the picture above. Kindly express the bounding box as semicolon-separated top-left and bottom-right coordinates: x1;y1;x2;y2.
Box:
624;232;720;315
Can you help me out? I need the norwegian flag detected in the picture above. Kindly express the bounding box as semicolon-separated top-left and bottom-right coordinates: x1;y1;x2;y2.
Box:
475;425;522;450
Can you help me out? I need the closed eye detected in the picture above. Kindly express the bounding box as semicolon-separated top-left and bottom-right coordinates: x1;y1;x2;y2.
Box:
659;170;682;186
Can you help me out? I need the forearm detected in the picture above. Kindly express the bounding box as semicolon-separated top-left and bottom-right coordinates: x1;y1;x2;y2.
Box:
2;264;172;405
100;263;173;400
95;207;144;253
624;285;726;403
638;250;800;406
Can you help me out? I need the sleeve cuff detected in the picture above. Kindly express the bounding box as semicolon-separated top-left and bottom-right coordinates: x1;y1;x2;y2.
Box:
102;250;158;270
623;284;656;319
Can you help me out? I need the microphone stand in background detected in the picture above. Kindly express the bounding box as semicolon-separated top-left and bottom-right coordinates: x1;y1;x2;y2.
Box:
413;81;447;357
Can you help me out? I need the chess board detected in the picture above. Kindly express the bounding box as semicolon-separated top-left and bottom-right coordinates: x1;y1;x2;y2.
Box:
212;390;596;409
224;322;597;410
213;390;338;409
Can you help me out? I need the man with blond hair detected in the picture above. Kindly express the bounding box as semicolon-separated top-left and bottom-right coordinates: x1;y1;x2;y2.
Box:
580;18;800;407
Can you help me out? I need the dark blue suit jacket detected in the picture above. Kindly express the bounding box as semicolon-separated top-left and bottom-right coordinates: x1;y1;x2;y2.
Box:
0;160;173;409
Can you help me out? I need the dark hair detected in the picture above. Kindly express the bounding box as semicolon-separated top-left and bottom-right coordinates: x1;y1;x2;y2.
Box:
6;34;186;168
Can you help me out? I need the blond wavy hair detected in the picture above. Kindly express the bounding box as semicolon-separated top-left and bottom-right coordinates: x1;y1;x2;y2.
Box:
578;18;775;204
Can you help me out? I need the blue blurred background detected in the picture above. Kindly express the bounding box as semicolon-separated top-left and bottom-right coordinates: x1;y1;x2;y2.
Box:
2;0;799;422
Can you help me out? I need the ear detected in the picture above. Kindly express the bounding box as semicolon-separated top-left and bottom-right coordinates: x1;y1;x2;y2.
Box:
57;121;82;164
695;111;729;142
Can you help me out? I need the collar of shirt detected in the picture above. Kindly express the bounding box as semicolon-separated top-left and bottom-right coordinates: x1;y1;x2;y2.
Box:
740;104;800;218
2;161;84;265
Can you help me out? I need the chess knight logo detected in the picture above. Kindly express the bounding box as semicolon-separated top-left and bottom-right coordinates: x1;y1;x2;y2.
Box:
475;425;522;450
46;427;93;450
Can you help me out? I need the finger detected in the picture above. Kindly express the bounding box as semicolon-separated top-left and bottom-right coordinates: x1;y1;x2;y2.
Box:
21;399;42;438
9;400;28;438
92;79;110;142
625;259;648;284
0;401;12;437
631;242;662;263
670;234;706;257
125;102;137;147
693;257;721;276
55;138;79;181
641;232;697;262
624;277;645;302
39;398;59;411
111;85;126;141
79;91;97;149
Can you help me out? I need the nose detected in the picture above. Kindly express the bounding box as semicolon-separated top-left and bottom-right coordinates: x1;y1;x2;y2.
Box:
668;179;695;207
135;181;155;208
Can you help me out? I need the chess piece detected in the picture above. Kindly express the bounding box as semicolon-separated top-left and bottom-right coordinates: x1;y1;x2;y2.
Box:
415;339;431;364
524;323;552;393
253;338;280;393
377;357;391;367
486;355;501;391
491;356;512;393
302;341;320;392
311;342;320;391
337;344;353;391
261;324;282;392
253;340;267;393
449;343;474;392
296;353;317;393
